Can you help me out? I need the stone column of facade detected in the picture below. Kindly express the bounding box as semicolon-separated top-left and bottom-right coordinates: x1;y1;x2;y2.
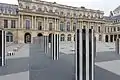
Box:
35;16;37;30
56;19;58;31
21;15;23;29
54;18;56;31
32;16;34;30
18;15;21;29
43;17;45;31
46;17;48;31
51;33;59;60
58;19;60;31
76;28;95;80
71;19;73;31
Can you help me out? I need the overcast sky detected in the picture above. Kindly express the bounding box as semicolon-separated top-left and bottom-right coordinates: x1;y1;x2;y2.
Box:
0;0;119;16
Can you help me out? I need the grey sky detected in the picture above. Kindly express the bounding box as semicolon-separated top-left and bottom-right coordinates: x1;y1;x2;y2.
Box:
0;0;119;16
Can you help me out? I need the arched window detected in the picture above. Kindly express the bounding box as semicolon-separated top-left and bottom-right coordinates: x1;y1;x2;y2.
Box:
26;20;30;30
67;22;70;31
67;34;71;41
73;23;76;31
60;22;64;31
60;34;65;41
6;32;13;42
49;23;52;31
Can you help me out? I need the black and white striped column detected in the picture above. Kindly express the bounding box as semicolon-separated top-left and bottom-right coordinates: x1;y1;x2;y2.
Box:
51;34;59;60
115;38;119;54
44;36;49;54
76;28;95;80
0;30;6;66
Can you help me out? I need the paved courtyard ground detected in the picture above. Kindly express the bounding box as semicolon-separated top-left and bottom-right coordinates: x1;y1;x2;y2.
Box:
0;42;120;80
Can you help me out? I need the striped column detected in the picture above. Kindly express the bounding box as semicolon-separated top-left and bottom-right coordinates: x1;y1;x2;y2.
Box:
115;38;119;54
51;34;59;60
0;30;6;66
44;36;49;54
76;28;95;80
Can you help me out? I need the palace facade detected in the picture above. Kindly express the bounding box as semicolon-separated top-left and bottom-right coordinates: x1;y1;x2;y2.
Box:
0;0;113;43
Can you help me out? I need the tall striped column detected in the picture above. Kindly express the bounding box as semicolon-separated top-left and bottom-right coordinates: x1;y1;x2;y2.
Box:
51;34;59;60
0;30;6;66
44;36;49;54
76;28;95;80
115;38;119;54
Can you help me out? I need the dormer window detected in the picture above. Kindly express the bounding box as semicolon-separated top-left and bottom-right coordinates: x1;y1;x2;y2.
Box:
26;6;29;9
49;9;53;13
74;13;76;17
38;8;42;11
32;6;36;10
60;11;64;15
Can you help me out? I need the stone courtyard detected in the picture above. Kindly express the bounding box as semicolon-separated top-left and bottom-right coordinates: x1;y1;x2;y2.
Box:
0;42;120;80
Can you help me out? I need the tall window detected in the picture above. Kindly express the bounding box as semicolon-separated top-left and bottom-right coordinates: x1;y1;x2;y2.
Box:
98;26;100;32
60;22;64;31
91;26;93;29
4;20;8;28
99;35;102;41
73;23;76;31
105;27;106;33
111;27;112;32
60;34;65;41
26;20;30;30
38;22;42;30
74;35;75;41
11;20;16;28
67;22;70;31
114;27;116;31
108;27;109;32
49;23;52;31
67;34;71;41
118;27;120;31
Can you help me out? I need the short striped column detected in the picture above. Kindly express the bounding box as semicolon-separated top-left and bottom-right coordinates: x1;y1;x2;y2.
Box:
51;34;59;60
44;36;49;54
0;29;6;66
75;28;95;80
115;38;119;54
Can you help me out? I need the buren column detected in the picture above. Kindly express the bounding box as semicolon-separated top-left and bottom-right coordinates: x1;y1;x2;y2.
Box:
44;36;49;54
115;38;119;54
51;33;59;60
0;29;6;66
76;28;95;80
